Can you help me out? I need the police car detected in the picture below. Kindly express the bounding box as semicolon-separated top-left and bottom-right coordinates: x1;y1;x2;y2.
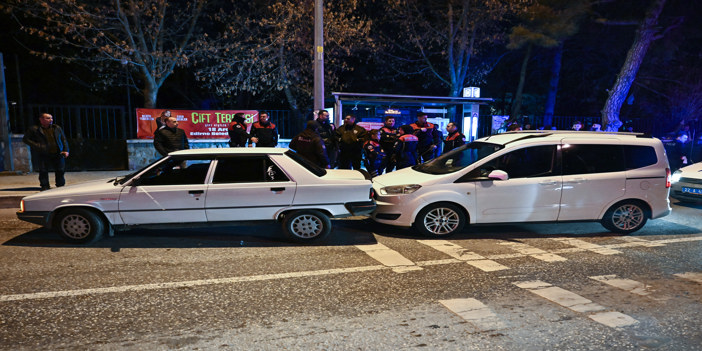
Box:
17;148;375;243
671;162;702;203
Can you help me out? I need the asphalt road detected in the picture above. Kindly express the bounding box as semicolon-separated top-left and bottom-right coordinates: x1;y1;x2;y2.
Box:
0;200;701;350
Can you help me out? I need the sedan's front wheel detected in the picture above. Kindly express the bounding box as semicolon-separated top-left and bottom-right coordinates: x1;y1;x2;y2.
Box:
413;203;466;237
282;210;331;242
55;208;105;244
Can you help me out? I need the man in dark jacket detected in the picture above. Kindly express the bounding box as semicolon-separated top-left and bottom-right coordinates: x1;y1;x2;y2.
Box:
289;121;329;168
411;112;441;162
379;116;398;173
249;111;278;147
23;113;70;190
443;122;466;152
335;114;368;170
315;110;338;168
393;125;419;169
154;116;190;156
228;113;250;147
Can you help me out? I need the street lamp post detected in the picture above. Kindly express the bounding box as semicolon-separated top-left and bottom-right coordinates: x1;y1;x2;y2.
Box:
313;0;324;111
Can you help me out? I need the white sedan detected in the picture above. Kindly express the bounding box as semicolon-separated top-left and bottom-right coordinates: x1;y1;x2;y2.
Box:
17;148;375;243
671;162;702;203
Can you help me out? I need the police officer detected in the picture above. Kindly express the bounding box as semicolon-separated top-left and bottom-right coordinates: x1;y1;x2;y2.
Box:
336;114;367;170
393;125;419;170
443;122;466;152
379;116;398;173
249;111;278;147
315;110;338;168
289;121;330;168
411;112;441;162
228;113;250;147
363;129;386;177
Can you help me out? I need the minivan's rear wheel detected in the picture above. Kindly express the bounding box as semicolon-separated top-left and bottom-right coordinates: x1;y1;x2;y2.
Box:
601;201;648;234
414;203;466;237
282;210;331;242
55;208;105;244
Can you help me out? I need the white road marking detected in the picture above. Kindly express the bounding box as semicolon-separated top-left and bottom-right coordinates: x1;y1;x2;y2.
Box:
589;275;669;301
551;238;622;255
675;272;702;284
498;241;567;262
417;240;509;271
616;237;665;247
439;298;506;331
0;265;386;302
355;243;422;273
514;280;638;329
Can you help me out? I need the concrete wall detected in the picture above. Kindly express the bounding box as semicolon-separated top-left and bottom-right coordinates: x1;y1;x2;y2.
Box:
11;134;31;173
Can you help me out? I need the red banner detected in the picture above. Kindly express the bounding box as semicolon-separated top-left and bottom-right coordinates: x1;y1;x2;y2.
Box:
136;109;259;139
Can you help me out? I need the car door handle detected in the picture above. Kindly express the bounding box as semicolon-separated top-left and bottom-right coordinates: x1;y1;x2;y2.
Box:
539;181;557;186
188;190;204;195
270;187;286;192
563;178;586;184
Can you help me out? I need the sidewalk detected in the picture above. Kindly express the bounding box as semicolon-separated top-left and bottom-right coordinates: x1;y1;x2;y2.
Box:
0;171;129;209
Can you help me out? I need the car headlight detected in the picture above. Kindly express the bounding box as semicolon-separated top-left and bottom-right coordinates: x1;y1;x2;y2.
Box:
671;170;682;183
379;184;422;195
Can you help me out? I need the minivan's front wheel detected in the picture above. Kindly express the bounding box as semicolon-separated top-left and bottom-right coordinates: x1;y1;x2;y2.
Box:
55;208;105;244
282;210;331;243
601;201;648;234
414;203;466;237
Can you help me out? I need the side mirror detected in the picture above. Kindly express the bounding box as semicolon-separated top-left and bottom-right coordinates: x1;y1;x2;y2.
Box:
487;170;509;181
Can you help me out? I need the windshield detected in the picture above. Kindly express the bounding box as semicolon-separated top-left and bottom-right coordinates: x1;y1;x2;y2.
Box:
285;150;327;177
414;141;503;175
115;156;168;185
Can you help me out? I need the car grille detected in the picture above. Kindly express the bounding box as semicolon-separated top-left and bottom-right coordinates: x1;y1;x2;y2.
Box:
679;177;702;185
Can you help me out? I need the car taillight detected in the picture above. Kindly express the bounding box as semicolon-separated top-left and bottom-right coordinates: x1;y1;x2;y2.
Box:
369;188;376;199
666;168;671;188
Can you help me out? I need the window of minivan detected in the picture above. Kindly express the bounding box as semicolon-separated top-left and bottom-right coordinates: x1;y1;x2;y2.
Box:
414;142;503;175
458;145;557;180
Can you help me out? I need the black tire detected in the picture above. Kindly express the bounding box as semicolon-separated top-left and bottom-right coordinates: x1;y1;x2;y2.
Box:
282;210;331;242
54;208;105;244
413;203;466;237
600;201;648;234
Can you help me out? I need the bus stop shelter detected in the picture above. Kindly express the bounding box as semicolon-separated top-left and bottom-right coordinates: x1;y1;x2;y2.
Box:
331;92;493;141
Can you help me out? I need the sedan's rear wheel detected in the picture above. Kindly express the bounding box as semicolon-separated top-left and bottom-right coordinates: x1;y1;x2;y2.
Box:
601;201;648;234
414;203;466;237
282;210;331;242
55;208;105;244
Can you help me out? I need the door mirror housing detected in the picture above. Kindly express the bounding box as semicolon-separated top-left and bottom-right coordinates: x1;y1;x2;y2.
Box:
488;170;509;181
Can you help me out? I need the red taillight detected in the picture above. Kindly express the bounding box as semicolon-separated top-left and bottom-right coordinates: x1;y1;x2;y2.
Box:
665;168;671;188
369;188;376;199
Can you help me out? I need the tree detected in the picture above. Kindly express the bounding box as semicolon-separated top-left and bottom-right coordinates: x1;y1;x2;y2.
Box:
2;0;209;108
196;0;373;120
601;0;668;131
506;0;589;123
381;0;526;98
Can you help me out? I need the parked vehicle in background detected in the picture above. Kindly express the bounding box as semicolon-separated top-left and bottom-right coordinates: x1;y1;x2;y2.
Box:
17;148;375;243
670;162;702;203
372;131;671;236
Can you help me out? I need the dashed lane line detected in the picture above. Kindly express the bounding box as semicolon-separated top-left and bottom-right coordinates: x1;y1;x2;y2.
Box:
498;241;568;262
0;265;386;302
355;243;423;273
514;280;638;329
589;274;669;301
439;298;507;331
417;240;510;272
674;272;702;284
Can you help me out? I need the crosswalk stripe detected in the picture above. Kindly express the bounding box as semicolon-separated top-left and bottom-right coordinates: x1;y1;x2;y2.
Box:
417;240;509;272
355;243;422;273
616;237;665;247
498;241;568;262
439;298;506;331
551;238;622;255
514;280;638;328
589;275;669;301
674;272;702;284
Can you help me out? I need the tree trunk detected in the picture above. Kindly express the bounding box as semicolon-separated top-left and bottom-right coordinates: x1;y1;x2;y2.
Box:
509;43;532;124
543;42;564;128
601;0;667;132
142;78;159;109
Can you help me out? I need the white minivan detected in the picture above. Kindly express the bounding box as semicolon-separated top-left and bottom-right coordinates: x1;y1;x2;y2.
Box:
372;131;672;236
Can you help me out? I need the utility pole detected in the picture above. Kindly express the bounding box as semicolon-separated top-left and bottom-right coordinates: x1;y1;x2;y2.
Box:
313;0;324;111
0;53;14;171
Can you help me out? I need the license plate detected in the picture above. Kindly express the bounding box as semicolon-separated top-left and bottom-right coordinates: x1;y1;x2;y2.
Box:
682;187;702;195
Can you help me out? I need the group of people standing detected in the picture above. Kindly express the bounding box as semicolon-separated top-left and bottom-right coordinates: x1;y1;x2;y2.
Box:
290;110;466;176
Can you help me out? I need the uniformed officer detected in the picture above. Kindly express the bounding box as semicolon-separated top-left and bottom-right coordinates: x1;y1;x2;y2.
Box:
443;122;466;152
393;125;419;170
379;116;398;173
411;112;441;162
228;113;250;147
249;111;279;147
